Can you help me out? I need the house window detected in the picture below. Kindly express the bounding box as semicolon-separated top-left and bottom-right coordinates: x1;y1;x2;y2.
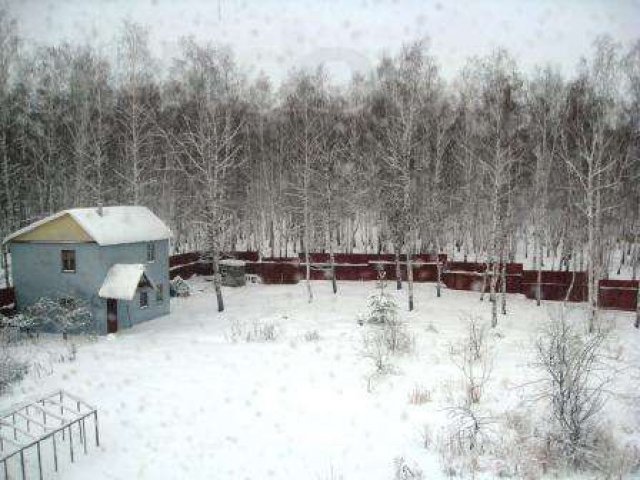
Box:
139;291;148;309
146;242;155;263
61;250;76;272
156;285;164;303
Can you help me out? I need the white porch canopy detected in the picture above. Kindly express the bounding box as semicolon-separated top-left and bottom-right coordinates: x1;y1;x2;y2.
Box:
98;264;155;301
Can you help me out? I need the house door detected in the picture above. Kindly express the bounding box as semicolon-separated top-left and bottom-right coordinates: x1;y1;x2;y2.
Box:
107;299;118;333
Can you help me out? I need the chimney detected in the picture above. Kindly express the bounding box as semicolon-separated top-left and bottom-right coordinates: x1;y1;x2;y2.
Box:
97;203;103;217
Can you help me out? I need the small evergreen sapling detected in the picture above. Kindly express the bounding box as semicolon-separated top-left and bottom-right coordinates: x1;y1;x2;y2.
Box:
367;266;398;325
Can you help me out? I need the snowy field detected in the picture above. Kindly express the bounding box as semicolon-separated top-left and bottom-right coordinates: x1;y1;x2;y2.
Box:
1;279;639;479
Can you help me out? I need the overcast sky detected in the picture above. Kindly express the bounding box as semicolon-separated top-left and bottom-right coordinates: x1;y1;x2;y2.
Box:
6;0;640;84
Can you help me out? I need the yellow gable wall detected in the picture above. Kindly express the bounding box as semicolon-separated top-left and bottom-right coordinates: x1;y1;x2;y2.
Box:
13;214;94;243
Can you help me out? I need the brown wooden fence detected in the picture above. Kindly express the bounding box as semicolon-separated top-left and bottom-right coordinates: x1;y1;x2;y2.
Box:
166;252;635;313
0;287;15;315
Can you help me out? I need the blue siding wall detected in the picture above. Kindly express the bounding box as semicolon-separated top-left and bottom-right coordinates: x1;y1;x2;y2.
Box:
11;242;105;333
100;240;170;331
9;239;170;334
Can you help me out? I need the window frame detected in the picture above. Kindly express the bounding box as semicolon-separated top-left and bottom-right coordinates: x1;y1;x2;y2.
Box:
139;290;149;309
146;242;156;263
61;249;76;273
156;284;164;303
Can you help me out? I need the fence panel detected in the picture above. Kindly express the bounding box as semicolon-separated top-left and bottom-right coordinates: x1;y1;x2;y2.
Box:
166;252;638;311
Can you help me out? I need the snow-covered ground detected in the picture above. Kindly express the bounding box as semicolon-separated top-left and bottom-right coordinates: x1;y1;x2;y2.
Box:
1;279;639;479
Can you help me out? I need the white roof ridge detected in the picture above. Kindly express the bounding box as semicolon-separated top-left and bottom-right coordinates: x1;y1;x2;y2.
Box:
3;206;171;246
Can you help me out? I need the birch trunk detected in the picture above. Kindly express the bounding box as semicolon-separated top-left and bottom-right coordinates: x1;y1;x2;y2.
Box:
436;255;442;298
329;248;337;294
635;281;639;329
536;238;543;306
490;260;498;327
326;218;336;294
208;227;224;312
501;259;507;315
1;245;9;288
212;252;224;312
586;163;598;333
395;246;402;290
406;242;414;311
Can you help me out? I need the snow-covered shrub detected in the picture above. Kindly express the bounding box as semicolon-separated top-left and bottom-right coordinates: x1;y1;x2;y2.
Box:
425;321;439;334
592;436;640;479
62;341;78;362
254;321;278;342
0;350;28;394
317;466;344;480
303;329;321;342
408;385;432;405
383;317;414;354
422;424;433;450
24;296;92;338
464;314;487;361
489;410;545;479
393;456;424;480
170;276;190;297
436;405;494;477
228;318;280;343
0;319;23;343
362;328;393;375
450;314;493;404
533;310;614;471
6;310;47;338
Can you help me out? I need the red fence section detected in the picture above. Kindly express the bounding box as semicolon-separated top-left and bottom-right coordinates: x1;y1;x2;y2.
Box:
165;252;637;312
599;279;639;311
303;253;446;264
0;287;16;315
169;252;201;268
521;270;589;302
256;262;301;284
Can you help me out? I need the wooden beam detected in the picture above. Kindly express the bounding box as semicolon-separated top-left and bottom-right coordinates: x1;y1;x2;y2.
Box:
26;403;68;423
0;433;23;449
0;419;38;441
42;399;85;417
12;412;53;432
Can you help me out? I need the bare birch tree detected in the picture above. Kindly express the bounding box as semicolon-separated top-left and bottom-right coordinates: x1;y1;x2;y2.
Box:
167;41;245;312
561;38;623;333
469;51;522;327
375;42;439;311
116;21;157;206
527;68;564;306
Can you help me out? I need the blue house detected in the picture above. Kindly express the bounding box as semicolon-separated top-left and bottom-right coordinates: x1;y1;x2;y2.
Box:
2;206;171;334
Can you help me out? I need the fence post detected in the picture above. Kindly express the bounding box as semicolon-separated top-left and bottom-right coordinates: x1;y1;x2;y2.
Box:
20;450;25;480
635;282;639;329
53;432;58;471
69;425;74;462
94;411;100;447
37;441;43;480
1;245;10;289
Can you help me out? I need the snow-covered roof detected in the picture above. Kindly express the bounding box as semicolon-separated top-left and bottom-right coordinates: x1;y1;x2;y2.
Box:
98;264;155;301
220;259;246;266
3;206;171;246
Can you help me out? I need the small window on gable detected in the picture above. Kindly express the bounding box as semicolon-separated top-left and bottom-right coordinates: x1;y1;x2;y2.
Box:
146;242;155;263
61;250;76;272
140;291;148;309
156;285;164;303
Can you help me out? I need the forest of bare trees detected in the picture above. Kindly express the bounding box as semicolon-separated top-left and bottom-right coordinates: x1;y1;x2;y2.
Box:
0;12;639;293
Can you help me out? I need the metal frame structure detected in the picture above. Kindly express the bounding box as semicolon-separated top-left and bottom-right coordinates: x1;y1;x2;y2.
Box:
0;391;99;480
